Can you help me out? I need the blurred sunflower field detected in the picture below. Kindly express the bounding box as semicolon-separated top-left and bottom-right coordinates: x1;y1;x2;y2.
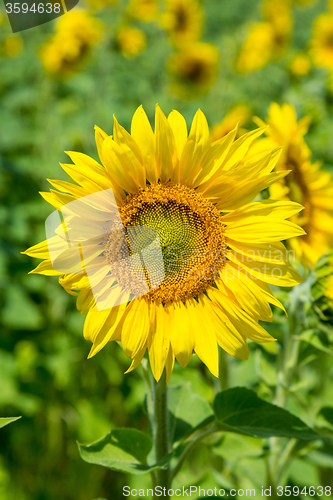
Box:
2;0;333;499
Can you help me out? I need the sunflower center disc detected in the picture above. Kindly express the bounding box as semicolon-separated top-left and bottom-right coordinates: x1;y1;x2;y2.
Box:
109;183;226;304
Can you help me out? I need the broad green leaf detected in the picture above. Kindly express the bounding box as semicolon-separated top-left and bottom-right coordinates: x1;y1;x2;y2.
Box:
0;416;21;429
168;383;214;444
78;428;169;475
214;388;320;440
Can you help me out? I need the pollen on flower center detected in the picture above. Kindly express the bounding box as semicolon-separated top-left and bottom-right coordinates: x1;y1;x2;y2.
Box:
105;183;227;304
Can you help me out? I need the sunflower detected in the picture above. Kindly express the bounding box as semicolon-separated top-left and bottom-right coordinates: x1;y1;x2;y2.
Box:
262;0;292;53
23;106;304;382
161;0;203;46
237;0;292;73
168;42;219;97
289;53;311;76
310;13;333;70
116;26;146;58
0;34;23;58
40;10;103;76
252;103;333;267
237;22;276;73
127;0;159;22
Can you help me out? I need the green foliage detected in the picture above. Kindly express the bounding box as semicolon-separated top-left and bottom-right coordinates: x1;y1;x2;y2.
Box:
78;429;168;475
214;387;319;440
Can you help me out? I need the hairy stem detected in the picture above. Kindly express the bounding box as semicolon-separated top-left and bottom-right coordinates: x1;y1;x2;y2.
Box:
218;347;229;392
153;370;170;494
269;288;304;488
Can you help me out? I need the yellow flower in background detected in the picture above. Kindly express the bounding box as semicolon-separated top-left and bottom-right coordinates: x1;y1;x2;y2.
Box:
310;13;333;70
0;10;23;58
168;42;219;97
24;106;304;381
40;10;103;76
262;0;293;52
0;34;23;58
237;22;275;73
161;0;203;46
127;0;159;22
252;103;333;266
210;105;251;142
116;26;147;58
237;0;292;73
289;53;311;76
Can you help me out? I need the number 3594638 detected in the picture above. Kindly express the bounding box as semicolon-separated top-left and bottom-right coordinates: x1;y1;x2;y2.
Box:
5;3;61;14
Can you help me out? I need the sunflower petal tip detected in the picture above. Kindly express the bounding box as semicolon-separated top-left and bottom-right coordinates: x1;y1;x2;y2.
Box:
124;363;135;375
87;347;96;359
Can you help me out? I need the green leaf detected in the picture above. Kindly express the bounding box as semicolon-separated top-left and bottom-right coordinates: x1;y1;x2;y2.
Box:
214;388;320;440
168;383;214;444
0;416;21;429
78;428;169;475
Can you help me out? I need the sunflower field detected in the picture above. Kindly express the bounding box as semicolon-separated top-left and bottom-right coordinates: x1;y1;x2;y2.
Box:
1;0;333;499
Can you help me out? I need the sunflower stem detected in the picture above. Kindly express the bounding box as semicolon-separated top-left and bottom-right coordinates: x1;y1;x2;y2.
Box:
269;285;304;490
218;347;229;392
141;359;154;428
152;370;170;494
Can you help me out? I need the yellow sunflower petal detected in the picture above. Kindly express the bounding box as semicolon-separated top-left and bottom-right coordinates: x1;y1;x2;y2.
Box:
226;216;306;243
191;297;219;377
228;250;303;287
168;109;188;159
118;300;150;358
28;259;62;276
170;302;194;367
131;105;157;183
165;345;175;384
113;115;146;188
87;303;127;358
155;104;178;183
227;240;289;264
210;304;249;360
148;304;171;382
94;125;109;164
179;109;210;184
222;200;304;222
